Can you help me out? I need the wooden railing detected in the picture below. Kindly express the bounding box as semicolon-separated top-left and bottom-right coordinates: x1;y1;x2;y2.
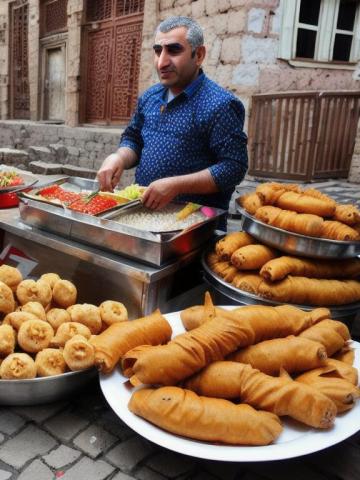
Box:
248;91;360;182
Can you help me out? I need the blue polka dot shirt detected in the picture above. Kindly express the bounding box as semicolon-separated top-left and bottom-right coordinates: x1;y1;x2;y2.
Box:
119;70;248;211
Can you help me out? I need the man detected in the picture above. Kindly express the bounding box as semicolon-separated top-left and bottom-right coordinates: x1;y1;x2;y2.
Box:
97;16;248;222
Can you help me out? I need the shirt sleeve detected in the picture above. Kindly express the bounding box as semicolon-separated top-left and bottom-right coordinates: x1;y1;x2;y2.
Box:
207;98;248;192
118;97;144;158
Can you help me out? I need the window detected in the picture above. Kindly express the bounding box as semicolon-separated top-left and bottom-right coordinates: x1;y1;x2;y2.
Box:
279;0;360;67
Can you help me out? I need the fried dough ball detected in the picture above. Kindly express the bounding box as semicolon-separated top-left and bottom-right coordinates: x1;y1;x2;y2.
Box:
67;304;102;334
2;311;39;330
99;300;128;326
0;265;22;292
16;279;52;307
52;280;77;308
50;322;92;348
39;273;61;290
0;281;15;314
46;308;71;331
0;324;16;357
35;348;67;377
17;301;46;321
0;353;36;379
63;335;95;371
17;319;54;353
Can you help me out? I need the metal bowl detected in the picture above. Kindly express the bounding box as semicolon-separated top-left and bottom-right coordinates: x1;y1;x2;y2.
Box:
0;368;98;406
238;207;360;259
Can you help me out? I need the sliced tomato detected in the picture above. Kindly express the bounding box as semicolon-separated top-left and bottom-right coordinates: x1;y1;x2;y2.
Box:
68;195;118;215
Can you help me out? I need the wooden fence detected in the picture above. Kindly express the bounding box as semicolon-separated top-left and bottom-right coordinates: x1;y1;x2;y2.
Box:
248;91;360;182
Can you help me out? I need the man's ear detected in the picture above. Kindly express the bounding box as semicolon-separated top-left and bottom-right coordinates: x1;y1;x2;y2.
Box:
195;45;206;66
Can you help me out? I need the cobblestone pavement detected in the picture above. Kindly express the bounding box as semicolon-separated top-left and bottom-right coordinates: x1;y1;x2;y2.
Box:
0;178;359;480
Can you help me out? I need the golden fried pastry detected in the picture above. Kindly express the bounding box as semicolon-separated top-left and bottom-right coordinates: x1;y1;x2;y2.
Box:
185;361;336;429
333;204;360;226
299;319;350;356
275;191;336;217
231;244;278;270
255;206;324;237
0;324;16;357
46;308;71;331
52;280;77;308
2;311;39;330
256;183;286;205
333;346;355;365
17;319;54;353
321;220;359;241
0;281;15;314
63;335;95;371
16;279;52;307
215;232;255;261
67;303;102;334
0;265;22;292
0;353;36;379
260;255;360;281
129;386;283;445
302;188;336;207
99;300;128;325
227;336;327;375
237;192;263;215
35;348;67;377
51;321;92;348
232;272;263;294
18;301;47;321
39;272;61;289
326;358;358;385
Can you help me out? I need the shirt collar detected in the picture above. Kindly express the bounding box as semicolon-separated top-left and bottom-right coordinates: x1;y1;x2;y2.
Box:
161;69;205;102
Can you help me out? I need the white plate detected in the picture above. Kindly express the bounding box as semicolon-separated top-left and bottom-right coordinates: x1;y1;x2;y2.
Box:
100;308;360;462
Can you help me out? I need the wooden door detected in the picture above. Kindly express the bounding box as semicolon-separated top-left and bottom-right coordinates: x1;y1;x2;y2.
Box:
9;1;30;119
44;47;66;121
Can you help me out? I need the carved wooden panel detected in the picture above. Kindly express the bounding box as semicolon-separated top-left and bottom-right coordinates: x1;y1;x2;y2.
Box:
41;0;68;37
9;1;30;119
116;0;144;17
86;0;112;22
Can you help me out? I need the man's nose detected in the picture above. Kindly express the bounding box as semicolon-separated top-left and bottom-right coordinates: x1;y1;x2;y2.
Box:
157;49;171;69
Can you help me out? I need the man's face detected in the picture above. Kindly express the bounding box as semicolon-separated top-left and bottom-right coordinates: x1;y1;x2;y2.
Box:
153;27;205;94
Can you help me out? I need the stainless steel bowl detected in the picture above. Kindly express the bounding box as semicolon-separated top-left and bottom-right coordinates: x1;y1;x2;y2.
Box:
238;207;360;259
0;368;98;406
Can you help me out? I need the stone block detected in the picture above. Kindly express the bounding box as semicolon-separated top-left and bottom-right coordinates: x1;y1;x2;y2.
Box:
29;161;64;175
248;8;266;33
221;37;241;64
28;146;56;163
43;445;81;469
61;164;97;179
191;0;205;18
0;148;29;167
205;0;219;16
17;460;53;480
232;63;260;87
228;9;247;34
73;424;117;458
48;143;68;163
0;410;26;435
242;35;278;64
45;411;90;442
270;7;281;35
60;457;114;480
105;436;154;472
213;13;228;35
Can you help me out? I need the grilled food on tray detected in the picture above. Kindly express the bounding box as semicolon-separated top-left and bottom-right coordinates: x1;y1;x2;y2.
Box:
0;171;24;188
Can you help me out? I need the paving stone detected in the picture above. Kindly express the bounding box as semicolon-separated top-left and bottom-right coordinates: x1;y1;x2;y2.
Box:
0;470;12;480
97;410;134;440
73;424;118;458
60;456;114;480
0;435;4;445
111;472;136;480
147;451;195;478
0;425;57;469
17;459;54;480
0;410;26;435
0;148;29;167
13;401;68;423
106;437;154;472
136;466;167;480
45;411;90;442
43;445;81;469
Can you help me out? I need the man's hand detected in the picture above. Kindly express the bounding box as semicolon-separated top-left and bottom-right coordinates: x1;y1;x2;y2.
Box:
141;177;179;209
97;153;124;191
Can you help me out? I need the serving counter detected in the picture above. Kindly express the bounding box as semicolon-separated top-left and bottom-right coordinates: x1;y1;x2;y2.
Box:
0;207;207;319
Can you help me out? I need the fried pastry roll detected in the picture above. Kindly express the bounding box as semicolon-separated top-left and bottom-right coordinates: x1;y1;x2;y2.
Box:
325;358;358;385
333;204;360;226
0;353;36;379
99;300;128;325
0;324;16;357
215;232;255;261
299;319;350;356
332;346;355;365
227;336;327;375
0;280;15;314
35;348;67;376
255;206;324;237
17;319;54;353
3;311;39;330
275;191;336;217
231;272;263;294
46;308;71;331
122;305;325;386
67;303;102;334
16;279;52;307
17;301;47;320
52;280;77;308
211;260;239;283
302;188;336;207
185;361;336;428
206;251;219;268
63;334;95;371
255;183;286;205
237;192;263;215
258;276;360;306
180;291;221;330
128;386;283;445
296;367;360;412
0;265;22;292
50;321;92;348
321;220;360;241
91;309;172;374
231;244;278;270
260;255;360;281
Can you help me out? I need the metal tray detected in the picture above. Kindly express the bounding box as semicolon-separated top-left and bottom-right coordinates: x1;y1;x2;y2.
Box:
238;207;360;259
18;194;226;267
0;171;38;193
201;249;360;321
